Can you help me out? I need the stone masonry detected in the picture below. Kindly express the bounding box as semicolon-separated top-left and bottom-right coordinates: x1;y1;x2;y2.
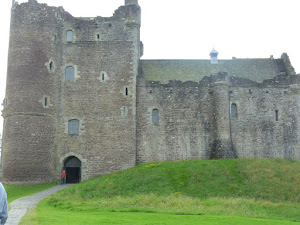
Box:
1;0;299;184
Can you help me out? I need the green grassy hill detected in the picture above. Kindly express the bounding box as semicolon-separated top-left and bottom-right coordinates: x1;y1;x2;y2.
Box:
45;158;300;223
56;158;299;202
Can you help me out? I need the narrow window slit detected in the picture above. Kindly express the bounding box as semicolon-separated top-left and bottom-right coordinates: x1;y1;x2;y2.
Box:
275;110;279;121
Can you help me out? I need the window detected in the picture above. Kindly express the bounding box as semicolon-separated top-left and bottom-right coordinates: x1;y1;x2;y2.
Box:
121;106;128;117
49;61;53;71
68;119;79;135
102;73;105;81
39;96;50;108
65;66;75;81
275;110;279;121
231;103;237;118
152;109;159;125
66;30;73;43
44;97;48;107
97;34;100;40
125;88;128;96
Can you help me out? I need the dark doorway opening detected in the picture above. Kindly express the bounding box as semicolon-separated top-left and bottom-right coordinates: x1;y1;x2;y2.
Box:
64;156;81;183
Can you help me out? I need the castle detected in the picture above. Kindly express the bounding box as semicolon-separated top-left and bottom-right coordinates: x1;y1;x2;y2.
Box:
1;0;299;184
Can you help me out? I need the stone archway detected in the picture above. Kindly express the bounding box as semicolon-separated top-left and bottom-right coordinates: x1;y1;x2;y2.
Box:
63;156;81;183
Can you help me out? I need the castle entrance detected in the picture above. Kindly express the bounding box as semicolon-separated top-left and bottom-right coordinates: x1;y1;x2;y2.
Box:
64;156;81;183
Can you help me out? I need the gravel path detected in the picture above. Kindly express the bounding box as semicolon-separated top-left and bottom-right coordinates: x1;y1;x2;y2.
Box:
6;184;74;225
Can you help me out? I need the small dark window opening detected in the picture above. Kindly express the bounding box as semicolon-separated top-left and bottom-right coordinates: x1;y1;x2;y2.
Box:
152;109;159;125
231;103;237;118
97;34;100;40
49;61;53;71
45;97;48;106
125;88;128;96
275;110;279;121
68;119;80;135
102;73;105;81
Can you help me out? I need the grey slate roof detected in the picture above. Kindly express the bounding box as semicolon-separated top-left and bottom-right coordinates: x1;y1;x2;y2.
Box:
140;58;280;84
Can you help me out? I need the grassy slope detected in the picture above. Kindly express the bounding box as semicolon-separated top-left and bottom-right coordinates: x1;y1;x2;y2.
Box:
54;158;300;202
34;159;300;224
4;183;57;203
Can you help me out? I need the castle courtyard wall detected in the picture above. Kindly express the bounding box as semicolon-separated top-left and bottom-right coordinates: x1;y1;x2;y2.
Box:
136;79;212;163
137;73;300;163
230;85;300;160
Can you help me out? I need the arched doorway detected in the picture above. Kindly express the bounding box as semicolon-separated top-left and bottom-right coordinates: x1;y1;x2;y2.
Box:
64;156;81;183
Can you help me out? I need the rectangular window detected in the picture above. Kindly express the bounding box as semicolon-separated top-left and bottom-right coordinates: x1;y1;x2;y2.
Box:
152;109;159;125
275;110;279;121
68;119;80;135
67;30;73;43
231;103;237;118
65;66;75;81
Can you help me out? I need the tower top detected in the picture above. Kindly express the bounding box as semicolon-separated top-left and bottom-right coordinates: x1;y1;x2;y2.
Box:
125;0;138;5
210;48;218;57
210;48;219;64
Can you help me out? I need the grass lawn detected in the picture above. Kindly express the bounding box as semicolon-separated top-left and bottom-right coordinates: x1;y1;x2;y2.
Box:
20;159;300;224
4;182;57;203
21;202;300;225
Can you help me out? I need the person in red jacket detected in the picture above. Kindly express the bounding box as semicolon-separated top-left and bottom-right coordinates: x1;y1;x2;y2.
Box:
61;170;66;185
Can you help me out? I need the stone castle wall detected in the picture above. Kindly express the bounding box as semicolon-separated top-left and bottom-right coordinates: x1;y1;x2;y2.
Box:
136;78;213;163
2;0;61;184
2;0;141;183
137;72;300;163
230;82;300;159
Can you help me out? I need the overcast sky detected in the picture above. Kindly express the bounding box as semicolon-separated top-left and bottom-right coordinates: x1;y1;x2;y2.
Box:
0;0;299;131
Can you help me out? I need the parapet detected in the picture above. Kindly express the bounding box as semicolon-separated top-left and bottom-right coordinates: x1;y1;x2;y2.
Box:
125;0;138;5
28;0;38;5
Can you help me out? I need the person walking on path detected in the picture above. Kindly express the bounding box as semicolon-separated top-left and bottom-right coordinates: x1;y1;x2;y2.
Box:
61;170;66;185
0;182;8;224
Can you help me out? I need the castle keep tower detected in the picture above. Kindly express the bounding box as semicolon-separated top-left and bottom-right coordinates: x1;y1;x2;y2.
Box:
2;0;141;184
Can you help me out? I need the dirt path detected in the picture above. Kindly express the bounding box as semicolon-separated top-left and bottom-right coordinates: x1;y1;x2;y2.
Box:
6;184;73;225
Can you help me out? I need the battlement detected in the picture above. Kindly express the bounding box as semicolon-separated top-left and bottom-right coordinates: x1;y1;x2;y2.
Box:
125;0;139;5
